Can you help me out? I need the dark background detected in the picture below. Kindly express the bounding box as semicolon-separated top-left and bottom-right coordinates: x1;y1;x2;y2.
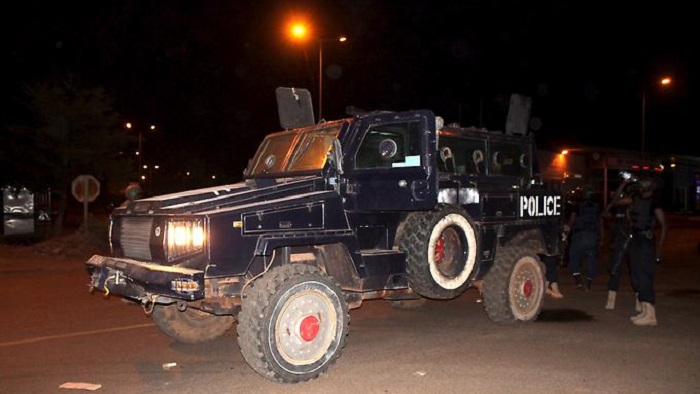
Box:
2;1;695;185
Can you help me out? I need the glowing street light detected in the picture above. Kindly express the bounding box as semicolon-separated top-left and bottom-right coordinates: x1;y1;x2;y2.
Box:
288;21;347;121
290;22;308;40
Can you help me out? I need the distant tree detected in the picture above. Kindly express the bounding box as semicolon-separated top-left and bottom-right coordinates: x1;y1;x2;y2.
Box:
12;76;132;234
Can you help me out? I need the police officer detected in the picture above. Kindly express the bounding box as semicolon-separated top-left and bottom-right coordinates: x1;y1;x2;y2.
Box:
566;186;603;290
604;180;635;310
625;178;667;326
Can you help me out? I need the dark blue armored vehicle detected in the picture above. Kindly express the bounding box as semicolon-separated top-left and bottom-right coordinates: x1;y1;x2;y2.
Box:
86;89;563;383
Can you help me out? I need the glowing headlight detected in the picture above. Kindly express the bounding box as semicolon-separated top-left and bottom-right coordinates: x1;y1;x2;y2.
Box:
166;219;205;260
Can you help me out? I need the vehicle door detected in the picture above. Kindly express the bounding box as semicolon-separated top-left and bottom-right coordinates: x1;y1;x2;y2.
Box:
342;110;437;211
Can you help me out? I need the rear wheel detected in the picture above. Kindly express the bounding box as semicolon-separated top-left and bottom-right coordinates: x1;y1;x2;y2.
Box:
151;304;235;344
237;264;349;383
482;245;545;323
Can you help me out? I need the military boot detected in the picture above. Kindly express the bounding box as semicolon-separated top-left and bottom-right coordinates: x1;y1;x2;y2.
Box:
605;290;617;310
633;302;657;326
546;282;564;299
630;302;646;322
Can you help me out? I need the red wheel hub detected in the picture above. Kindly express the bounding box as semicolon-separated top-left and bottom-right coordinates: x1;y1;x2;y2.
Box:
299;315;320;342
435;236;445;264
522;280;533;298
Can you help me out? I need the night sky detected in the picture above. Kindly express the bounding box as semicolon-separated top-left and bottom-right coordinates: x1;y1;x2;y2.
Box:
3;1;696;183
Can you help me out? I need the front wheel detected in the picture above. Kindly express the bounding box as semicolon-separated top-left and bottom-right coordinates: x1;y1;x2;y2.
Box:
482;245;545;323
237;264;349;383
151;304;235;344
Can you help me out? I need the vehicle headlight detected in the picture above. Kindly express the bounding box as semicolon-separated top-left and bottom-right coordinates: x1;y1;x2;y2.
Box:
166;219;205;260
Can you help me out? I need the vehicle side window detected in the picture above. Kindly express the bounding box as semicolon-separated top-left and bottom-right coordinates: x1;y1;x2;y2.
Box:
438;136;486;175
356;121;422;169
489;141;531;177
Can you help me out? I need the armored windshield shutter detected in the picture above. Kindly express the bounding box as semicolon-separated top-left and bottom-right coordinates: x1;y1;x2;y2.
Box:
276;87;315;129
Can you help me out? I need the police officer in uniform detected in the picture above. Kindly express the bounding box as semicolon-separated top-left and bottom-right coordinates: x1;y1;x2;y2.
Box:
625;178;666;326
604;179;635;310
566;186;603;290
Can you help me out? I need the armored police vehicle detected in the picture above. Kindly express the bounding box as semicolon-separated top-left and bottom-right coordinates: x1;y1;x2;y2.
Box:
86;88;563;383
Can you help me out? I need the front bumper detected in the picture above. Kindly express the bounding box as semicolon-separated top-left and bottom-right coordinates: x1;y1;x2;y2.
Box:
86;255;205;301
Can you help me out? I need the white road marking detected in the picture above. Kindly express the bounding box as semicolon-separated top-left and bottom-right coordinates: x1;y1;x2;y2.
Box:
0;323;155;347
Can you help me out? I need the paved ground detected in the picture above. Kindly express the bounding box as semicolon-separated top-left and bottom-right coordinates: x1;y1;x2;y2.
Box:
0;214;699;393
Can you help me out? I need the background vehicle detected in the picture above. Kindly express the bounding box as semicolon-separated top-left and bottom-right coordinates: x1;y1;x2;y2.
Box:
86;88;563;383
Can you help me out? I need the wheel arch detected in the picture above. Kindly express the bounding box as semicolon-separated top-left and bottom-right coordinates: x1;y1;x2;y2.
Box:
251;243;362;292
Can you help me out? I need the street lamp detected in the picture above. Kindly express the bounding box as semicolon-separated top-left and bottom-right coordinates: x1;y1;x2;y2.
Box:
641;76;672;161
288;22;347;121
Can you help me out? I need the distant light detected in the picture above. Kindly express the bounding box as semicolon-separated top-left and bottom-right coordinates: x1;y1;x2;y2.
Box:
670;163;676;168
631;165;640;169
661;77;672;85
561;149;569;155
186;171;191;176
125;122;132;129
642;166;650;170
141;175;146;180
135;151;140;156
143;165;148;169
338;36;347;42
154;165;160;169
211;175;216;179
150;124;156;130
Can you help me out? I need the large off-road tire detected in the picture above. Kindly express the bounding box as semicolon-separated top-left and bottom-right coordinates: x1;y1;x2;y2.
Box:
398;205;478;299
237;264;350;383
482;245;545;323
151;304;235;344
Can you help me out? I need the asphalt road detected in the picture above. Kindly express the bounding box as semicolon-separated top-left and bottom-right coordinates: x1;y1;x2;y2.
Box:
1;215;699;394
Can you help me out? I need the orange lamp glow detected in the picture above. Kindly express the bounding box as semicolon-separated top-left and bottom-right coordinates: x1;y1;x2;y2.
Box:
289;23;308;41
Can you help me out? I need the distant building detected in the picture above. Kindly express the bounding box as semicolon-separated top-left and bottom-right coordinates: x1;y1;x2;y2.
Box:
537;147;700;213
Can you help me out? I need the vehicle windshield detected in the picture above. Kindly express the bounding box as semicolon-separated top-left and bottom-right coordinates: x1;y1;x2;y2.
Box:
246;122;343;176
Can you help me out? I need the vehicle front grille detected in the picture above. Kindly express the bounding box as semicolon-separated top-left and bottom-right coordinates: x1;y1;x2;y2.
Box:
120;217;153;260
